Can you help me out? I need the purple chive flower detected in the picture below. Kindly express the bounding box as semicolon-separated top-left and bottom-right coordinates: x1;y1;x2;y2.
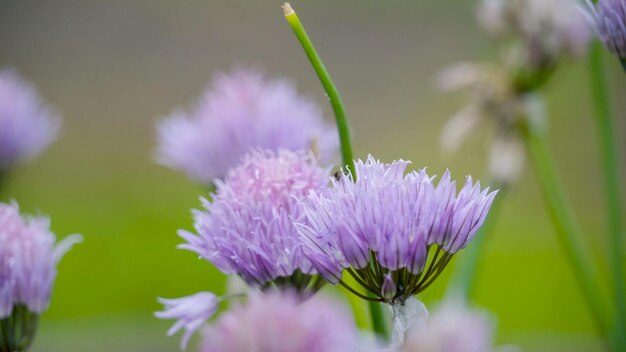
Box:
155;68;339;184
179;149;329;292
200;291;362;352
584;0;626;60
403;300;494;352
477;0;591;68
297;156;497;304
0;202;81;351
155;292;219;350
0;69;61;172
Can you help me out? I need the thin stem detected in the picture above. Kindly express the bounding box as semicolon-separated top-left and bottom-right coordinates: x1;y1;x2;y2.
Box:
282;3;355;176
446;190;504;299
368;299;389;340
588;40;626;350
521;102;610;340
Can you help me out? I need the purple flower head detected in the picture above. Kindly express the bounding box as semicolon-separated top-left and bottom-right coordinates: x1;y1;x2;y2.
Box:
179;150;329;292
0;202;81;318
584;0;626;60
155;292;219;350
200;291;362;352
0;69;61;171
155;68;339;184
477;0;591;68
403;299;494;352
297;156;497;304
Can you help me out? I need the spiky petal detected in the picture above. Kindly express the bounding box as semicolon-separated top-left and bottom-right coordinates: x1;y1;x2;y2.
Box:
155;292;219;350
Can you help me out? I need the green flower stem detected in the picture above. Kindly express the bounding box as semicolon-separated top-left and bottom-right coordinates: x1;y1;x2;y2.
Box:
282;3;355;176
588;41;626;350
447;188;504;299
283;2;388;338
521;102;610;341
368;299;389;340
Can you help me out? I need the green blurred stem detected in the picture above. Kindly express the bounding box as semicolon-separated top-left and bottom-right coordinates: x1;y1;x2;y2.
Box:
521;105;610;341
368;299;389;340
447;189;504;299
588;41;626;350
283;3;355;176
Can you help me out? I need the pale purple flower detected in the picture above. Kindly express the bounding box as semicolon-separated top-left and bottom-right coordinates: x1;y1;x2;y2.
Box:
584;0;626;60
436;62;529;186
0;69;61;171
403;300;494;352
155;68;338;184
200;291;361;352
179;149;329;291
297;156;496;303
0;201;81;318
155;292;219;350
477;0;591;67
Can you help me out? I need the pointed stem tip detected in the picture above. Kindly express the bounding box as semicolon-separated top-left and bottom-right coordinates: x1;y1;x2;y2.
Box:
282;3;295;17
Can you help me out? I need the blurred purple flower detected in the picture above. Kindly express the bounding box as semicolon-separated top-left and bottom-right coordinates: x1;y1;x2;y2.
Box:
403;299;494;352
0;201;81;318
477;0;591;68
200;291;362;352
155;292;219;350
583;0;626;60
179;149;329;291
297;156;496;303
155;68;338;184
0;69;61;171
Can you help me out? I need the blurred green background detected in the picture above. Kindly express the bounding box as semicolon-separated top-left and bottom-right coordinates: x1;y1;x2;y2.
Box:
0;0;624;351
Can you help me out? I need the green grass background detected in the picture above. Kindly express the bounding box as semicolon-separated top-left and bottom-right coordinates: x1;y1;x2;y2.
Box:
0;0;624;350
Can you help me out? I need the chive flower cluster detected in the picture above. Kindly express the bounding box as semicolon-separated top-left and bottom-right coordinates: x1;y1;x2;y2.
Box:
0;202;81;351
0;69;60;172
199;292;363;352
298;156;497;304
155;69;338;184
179;149;329;293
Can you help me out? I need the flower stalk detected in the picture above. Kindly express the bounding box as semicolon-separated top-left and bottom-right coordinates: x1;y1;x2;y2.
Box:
282;2;373;335
588;39;626;351
282;3;355;176
520;95;610;341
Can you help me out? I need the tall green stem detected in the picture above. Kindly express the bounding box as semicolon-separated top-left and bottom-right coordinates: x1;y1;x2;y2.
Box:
282;3;355;176
282;2;384;336
521;97;610;341
368;299;388;340
447;190;503;299
588;41;626;349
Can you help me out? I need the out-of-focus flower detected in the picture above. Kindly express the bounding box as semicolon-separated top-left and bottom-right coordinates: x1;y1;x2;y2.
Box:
179;149;329;292
436;63;529;186
0;69;61;172
200;291;363;352
155;68;338;184
403;299;494;352
155;292;219;350
583;0;626;62
0;202;81;351
477;0;591;69
297;156;497;304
